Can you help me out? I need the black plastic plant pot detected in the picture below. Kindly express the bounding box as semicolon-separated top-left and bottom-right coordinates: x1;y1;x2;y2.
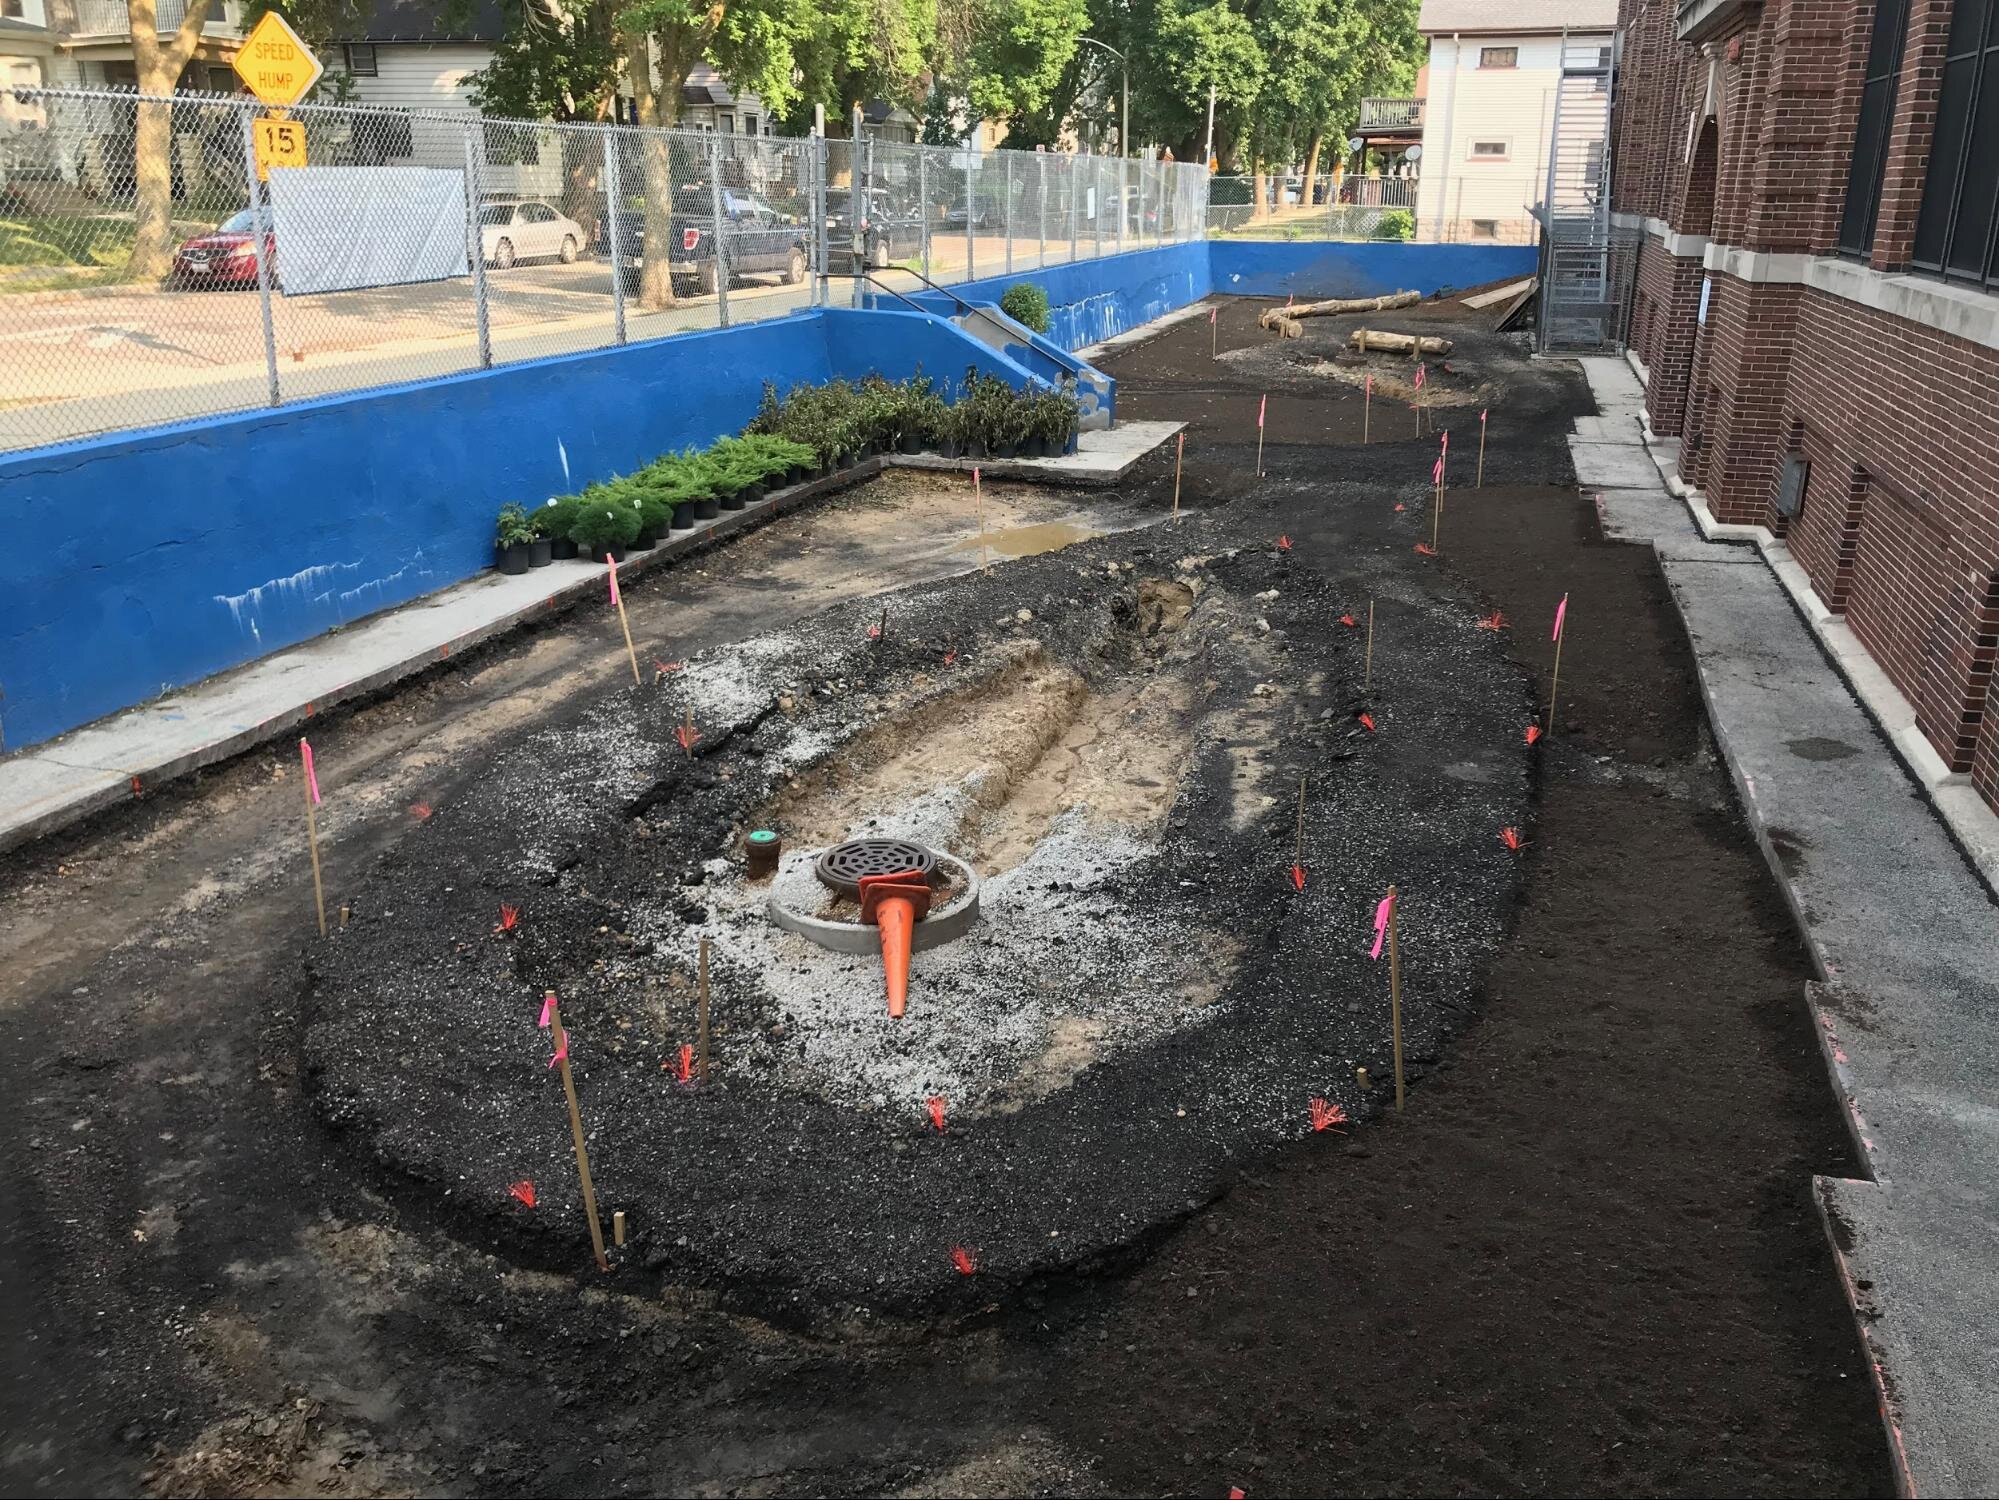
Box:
940;439;961;459
497;541;531;575
718;489;748;511
966;439;988;459
528;538;553;568
997;441;1021;459
669;508;696;530
629;527;657;550
740;482;766;505
1022;437;1046;459
550;536;579;560
691;497;721;520
900;434;922;454
586;541;625;564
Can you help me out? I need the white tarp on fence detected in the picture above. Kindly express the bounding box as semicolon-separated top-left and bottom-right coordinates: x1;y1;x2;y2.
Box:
267;166;469;296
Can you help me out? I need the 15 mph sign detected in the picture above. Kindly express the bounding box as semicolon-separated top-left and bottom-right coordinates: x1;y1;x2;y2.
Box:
232;11;323;109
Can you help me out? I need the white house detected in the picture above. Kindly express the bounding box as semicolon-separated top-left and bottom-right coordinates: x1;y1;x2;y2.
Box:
1413;0;1614;242
324;3;778;196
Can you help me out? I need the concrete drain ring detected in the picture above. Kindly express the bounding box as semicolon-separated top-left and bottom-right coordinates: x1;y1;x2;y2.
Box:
768;850;981;955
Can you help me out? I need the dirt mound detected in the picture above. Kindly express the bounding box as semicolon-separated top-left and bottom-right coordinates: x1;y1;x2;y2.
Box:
302;523;1530;1323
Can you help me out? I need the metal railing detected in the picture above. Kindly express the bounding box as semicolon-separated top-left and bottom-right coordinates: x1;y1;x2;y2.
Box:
1357;97;1425;131
0;87;1209;454
69;0;242;35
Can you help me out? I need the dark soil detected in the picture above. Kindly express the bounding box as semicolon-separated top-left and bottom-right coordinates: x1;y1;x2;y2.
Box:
0;294;1891;1497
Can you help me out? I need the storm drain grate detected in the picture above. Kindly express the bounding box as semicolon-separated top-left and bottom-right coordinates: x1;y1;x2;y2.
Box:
815;837;937;896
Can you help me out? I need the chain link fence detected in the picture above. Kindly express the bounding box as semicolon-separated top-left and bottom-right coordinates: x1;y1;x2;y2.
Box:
1207;172;1542;246
0;87;1209;454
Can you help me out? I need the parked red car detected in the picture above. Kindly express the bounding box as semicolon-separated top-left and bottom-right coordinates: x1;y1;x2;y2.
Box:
170;209;277;287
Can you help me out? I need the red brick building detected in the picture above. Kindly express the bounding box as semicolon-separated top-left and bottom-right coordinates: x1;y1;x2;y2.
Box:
1612;0;1999;816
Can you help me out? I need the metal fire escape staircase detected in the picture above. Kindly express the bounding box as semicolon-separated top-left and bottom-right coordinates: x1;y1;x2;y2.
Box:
1536;32;1631;352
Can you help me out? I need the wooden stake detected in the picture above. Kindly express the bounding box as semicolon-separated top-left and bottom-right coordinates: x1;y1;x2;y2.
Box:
610;569;641;688
1172;431;1184;523
1432;479;1443;552
303;774;327;940
1413;402;1421;438
974;467;988;571
1293;774;1307;865
613;1209;627;1247
1386;886;1406;1114
1476;414;1488;489
1255;414;1266;479
1211;309;1217;360
697;936;712;1082
1363;380;1371;445
1364;598;1376;691
1547;626;1566;736
546;994;609;1271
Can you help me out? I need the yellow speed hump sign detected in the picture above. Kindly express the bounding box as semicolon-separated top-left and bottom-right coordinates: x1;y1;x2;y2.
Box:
253;114;306;181
233;11;323;109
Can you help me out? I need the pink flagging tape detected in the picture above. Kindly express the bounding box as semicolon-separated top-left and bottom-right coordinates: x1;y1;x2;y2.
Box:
547;1038;568;1069
1552;592;1569;641
1370;892;1395;960
1258;393;1267;428
607;552;621;606
299;738;321;805
538;995;553;1029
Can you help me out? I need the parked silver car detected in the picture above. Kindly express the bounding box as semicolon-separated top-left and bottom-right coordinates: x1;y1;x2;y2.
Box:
478;200;586;269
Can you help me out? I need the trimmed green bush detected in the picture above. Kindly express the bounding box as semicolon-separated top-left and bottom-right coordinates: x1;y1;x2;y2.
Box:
1376;208;1414;242
999;282;1051;334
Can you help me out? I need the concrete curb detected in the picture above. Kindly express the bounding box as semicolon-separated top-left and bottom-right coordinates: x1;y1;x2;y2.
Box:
1627;411;1999;898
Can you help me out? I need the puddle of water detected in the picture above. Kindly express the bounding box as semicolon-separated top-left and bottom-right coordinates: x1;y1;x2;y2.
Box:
952;520;1100;559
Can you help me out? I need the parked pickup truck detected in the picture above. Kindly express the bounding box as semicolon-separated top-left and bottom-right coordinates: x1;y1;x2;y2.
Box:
825;188;925;271
598;184;809;297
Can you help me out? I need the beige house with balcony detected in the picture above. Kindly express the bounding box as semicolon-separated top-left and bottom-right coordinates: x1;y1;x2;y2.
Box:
1414;0;1614;242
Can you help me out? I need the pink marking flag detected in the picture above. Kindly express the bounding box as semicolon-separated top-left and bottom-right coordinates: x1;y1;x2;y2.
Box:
1432;456;1445;486
299;738;322;805
1210;306;1217;326
1481;408;1488;425
606;551;621;607
547;1037;568;1069
1552;592;1569;642
1369;891;1396;960
973;465;981;488
1365;372;1374;397
1291;863;1306;892
1441;429;1449;458
538;995;554;1029
1258;393;1267;429
1414;362;1426;390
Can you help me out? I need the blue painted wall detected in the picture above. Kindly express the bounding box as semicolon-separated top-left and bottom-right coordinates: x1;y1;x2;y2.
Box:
1209;241;1537;301
0;308;1050;751
944;242;1212;352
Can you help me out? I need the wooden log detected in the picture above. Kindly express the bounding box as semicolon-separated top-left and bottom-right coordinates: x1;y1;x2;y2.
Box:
1257;289;1420;332
1347;329;1453;356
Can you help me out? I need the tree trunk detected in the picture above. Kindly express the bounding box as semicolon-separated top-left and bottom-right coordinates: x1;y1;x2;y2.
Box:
560;131;601;244
125;0;213;281
626;33;678;311
1251;158;1266;220
1301;130;1323;210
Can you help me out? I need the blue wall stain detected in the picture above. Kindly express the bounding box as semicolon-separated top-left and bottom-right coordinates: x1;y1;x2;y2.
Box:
1208;241;1537;301
0;308;1043;751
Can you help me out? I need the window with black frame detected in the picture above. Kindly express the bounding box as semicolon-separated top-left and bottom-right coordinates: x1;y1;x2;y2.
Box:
1914;0;1999;287
1838;0;1910;258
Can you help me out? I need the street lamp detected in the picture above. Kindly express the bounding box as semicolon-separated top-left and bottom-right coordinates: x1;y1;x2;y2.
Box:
1075;36;1129;158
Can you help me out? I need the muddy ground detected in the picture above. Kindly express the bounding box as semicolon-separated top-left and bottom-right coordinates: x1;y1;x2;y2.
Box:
0;297;1892;1497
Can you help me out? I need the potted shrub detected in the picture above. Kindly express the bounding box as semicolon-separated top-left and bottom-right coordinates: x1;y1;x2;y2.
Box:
570;498;640;563
525;499;561;566
710;447;753;511
495;502;536;575
536;496;579;560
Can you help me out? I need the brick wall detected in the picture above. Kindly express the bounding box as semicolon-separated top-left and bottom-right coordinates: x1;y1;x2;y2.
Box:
1613;0;1999;816
1634;237;1703;436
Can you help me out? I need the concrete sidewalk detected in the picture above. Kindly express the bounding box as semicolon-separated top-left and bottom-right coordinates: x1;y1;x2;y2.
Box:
1571;357;1999;1499
0;422;1180;854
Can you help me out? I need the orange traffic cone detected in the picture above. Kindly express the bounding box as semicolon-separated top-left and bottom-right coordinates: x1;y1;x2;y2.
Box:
858;869;934;1018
